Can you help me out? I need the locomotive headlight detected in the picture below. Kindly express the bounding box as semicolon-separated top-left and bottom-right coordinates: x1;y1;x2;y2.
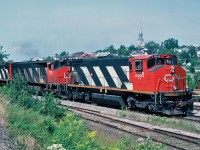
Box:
171;66;175;73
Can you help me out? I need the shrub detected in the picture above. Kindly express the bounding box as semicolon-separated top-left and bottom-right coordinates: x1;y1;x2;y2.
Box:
52;113;100;150
2;75;65;119
2;75;32;107
6;105;101;149
7;105;55;149
39;92;65;119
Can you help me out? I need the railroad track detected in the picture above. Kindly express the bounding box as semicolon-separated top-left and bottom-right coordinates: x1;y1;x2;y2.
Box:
61;103;200;150
194;105;200;111
180;115;200;124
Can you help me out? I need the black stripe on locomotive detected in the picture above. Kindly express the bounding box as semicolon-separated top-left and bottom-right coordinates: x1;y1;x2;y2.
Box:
71;57;129;89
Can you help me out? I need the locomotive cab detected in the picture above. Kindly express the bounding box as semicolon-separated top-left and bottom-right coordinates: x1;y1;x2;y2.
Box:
47;60;73;85
129;54;186;93
129;54;193;115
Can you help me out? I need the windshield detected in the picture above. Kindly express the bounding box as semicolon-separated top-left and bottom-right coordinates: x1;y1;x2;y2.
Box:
156;58;164;65
147;57;177;69
166;58;177;65
147;58;155;68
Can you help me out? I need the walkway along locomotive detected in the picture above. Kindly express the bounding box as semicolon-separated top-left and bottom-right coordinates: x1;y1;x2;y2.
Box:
0;54;193;115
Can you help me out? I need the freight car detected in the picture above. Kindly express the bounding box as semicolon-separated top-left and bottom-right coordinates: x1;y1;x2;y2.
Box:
0;54;193;115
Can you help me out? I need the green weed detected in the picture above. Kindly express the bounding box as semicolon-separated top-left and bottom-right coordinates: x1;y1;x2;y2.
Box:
117;106;128;118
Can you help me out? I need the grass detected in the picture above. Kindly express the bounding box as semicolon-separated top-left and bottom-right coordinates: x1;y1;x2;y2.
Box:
193;96;200;102
116;105;200;134
117;107;129;118
149;116;200;134
0;95;164;150
119;110;200;134
6;105;54;149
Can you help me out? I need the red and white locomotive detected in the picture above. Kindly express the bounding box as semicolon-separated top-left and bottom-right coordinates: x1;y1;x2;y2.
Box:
0;54;193;115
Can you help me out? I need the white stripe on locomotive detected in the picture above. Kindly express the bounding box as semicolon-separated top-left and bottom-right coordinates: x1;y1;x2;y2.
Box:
0;69;2;79
1;69;6;79
121;66;129;80
106;66;122;88
93;66;109;87
80;67;96;86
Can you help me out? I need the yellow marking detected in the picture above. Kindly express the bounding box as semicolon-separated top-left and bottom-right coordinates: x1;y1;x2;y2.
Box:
164;92;190;96
67;84;154;95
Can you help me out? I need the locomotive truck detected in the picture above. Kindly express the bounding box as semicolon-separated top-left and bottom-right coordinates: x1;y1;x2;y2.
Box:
0;54;193;115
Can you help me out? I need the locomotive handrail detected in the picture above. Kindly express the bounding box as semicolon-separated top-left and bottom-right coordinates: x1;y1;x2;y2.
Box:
156;79;162;92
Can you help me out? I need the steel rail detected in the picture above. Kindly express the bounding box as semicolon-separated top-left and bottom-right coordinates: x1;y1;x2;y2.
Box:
61;103;200;150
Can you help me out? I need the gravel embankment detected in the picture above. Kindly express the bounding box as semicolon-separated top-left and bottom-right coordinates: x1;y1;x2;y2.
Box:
0;125;16;150
0;96;16;150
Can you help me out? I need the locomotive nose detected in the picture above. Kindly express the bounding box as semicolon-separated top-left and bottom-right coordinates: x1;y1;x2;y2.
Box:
162;66;176;92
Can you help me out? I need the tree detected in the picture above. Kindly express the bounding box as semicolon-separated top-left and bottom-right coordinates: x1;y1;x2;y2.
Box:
187;73;200;90
44;56;55;61
161;38;179;49
145;41;160;54
0;46;9;63
189;65;195;73
105;45;116;54
158;48;178;55
188;46;197;59
179;50;189;59
118;45;128;56
187;75;195;90
60;51;69;58
128;45;136;52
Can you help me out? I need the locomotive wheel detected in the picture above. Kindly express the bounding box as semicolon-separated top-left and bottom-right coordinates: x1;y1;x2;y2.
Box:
84;94;90;103
72;94;77;101
68;92;73;100
148;103;156;112
127;97;136;110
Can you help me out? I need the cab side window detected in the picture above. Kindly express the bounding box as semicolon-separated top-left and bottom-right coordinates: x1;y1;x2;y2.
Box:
135;60;143;70
166;59;172;65
147;58;155;68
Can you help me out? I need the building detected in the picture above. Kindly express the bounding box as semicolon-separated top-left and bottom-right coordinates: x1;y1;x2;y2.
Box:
80;53;96;59
174;47;189;53
70;51;85;59
136;22;145;49
95;51;111;58
194;65;200;72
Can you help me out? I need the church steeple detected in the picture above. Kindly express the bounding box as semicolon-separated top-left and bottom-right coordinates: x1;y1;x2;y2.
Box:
136;21;145;48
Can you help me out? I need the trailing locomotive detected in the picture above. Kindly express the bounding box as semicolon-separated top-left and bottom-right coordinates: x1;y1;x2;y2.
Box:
0;54;193;115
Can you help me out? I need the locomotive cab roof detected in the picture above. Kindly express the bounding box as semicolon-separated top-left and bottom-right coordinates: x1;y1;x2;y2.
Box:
133;54;177;60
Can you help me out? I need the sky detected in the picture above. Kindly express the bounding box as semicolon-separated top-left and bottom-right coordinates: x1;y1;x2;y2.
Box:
0;0;200;61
